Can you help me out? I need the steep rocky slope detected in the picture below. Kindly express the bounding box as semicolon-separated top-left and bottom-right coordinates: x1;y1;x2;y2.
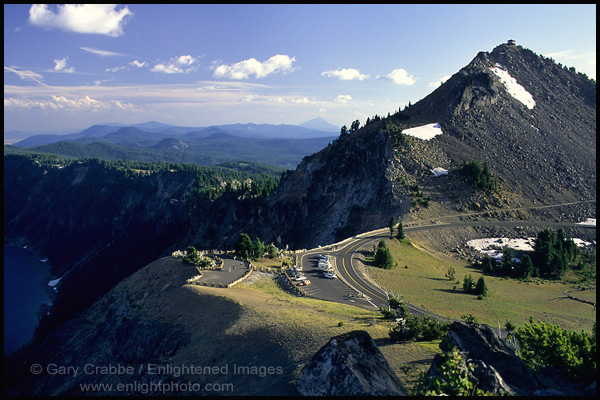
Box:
410;43;595;202
259;122;409;249
259;42;596;249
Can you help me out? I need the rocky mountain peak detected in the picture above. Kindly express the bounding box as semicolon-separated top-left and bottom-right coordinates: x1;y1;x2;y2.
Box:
257;42;595;249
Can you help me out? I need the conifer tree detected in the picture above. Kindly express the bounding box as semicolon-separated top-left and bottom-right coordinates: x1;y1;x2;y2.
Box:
374;240;394;269
388;216;396;238
396;221;405;240
475;276;488;297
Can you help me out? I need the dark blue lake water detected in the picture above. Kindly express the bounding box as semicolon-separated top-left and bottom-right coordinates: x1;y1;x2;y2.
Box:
4;245;52;355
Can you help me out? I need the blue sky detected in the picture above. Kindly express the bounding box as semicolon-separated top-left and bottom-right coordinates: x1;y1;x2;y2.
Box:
4;4;596;134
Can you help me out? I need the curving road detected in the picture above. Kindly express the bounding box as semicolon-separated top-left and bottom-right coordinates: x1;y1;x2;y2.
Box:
298;250;377;310
298;216;596;315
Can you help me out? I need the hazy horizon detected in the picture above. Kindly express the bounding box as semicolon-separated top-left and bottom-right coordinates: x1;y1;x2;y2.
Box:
4;4;596;134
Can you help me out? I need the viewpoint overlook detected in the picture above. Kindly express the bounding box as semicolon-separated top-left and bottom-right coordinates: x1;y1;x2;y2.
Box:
4;40;596;396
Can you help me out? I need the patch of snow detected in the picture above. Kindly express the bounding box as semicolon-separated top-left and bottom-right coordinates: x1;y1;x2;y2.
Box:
431;167;448;177
467;237;536;261
403;123;443;140
572;238;593;248
489;64;536;109
468;235;593;261
576;218;596;226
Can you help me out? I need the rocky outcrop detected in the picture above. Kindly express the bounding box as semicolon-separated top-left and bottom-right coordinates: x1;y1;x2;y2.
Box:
430;321;538;395
296;330;407;396
425;321;596;396
258;122;410;250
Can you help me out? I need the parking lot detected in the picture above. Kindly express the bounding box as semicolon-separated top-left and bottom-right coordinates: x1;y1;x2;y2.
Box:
298;253;375;309
191;256;250;287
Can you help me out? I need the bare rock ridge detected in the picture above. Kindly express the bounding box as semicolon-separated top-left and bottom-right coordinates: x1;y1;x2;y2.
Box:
297;330;407;396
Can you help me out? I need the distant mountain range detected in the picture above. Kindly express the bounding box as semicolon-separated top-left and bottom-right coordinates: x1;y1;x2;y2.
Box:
6;119;340;169
9;118;339;146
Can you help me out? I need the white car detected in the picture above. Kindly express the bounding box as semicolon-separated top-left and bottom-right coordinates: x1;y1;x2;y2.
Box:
324;272;337;279
293;275;307;281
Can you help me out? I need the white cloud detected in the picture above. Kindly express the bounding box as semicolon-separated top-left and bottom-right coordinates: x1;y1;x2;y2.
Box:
80;46;129;57
4;66;47;86
291;97;312;104
4;94;135;111
334;94;352;103
28;4;132;37
544;49;596;78
53;58;75;73
213;55;296;79
240;95;256;102
129;60;148;68
175;55;195;66
152;55;198;74
377;68;415;85
105;60;148;73
105;66;126;73
321;68;369;81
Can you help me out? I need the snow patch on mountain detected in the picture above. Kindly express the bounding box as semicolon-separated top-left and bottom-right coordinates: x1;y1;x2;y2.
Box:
431;167;448;176
489;64;536;109
403;123;443;140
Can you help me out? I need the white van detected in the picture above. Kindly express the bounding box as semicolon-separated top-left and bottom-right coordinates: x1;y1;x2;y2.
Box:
318;262;332;271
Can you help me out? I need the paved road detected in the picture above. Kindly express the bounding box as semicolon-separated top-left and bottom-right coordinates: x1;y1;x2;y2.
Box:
299;251;377;310
299;217;596;315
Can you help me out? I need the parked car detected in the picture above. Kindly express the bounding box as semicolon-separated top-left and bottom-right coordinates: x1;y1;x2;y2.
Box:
318;263;332;271
293;275;307;281
324;272;337;279
298;279;311;286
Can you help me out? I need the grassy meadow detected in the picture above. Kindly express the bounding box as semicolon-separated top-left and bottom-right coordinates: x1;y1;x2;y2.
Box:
360;238;596;333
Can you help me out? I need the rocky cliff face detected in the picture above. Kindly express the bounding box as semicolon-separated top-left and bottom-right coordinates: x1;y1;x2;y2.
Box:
3;156;275;337
259;124;410;249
